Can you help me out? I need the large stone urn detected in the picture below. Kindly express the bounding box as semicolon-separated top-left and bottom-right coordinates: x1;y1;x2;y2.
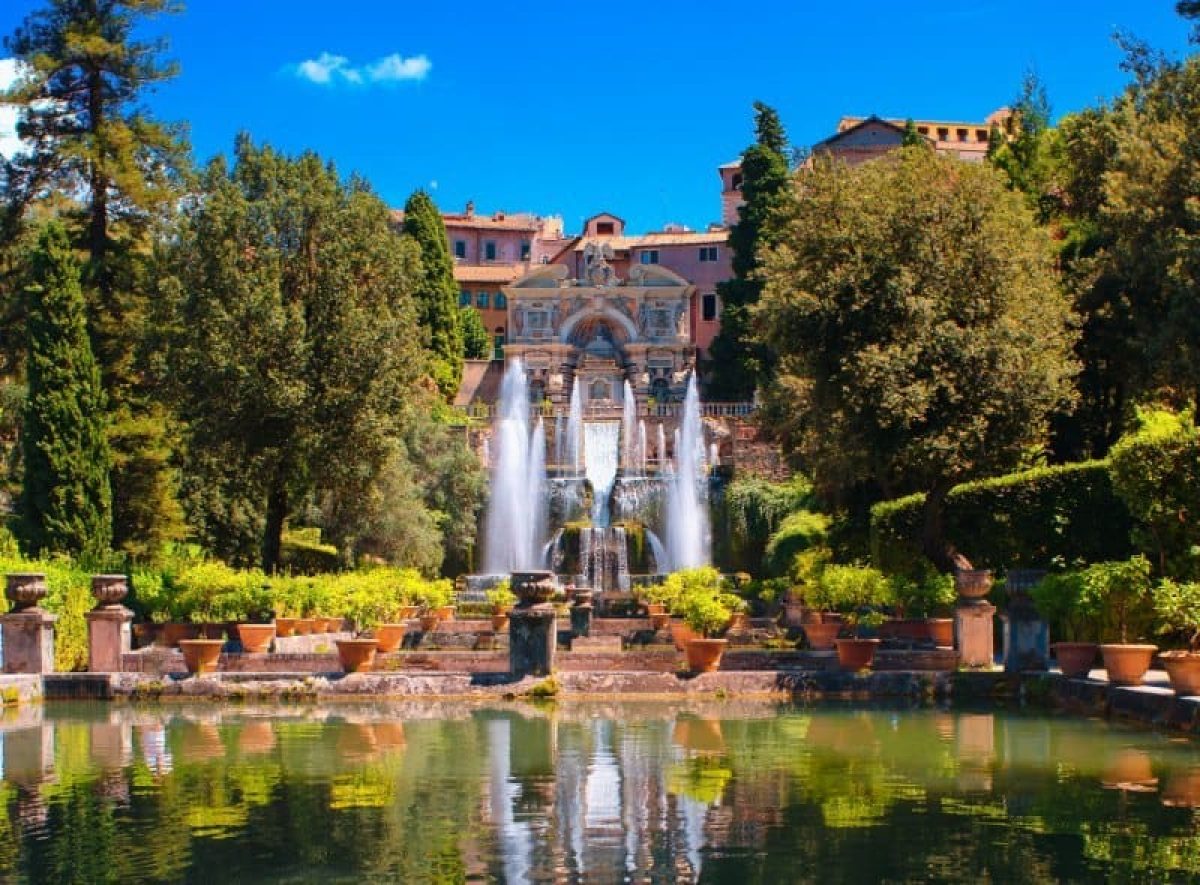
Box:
954;569;995;668
3;574;56;674
90;575;129;609
6;574;48;612
508;571;558;677
86;575;134;673
511;571;558;607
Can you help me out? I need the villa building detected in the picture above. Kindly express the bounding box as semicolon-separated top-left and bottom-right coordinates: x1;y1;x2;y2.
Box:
811;108;1011;166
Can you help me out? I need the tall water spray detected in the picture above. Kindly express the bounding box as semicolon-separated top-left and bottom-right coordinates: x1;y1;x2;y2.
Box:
664;374;710;570
621;381;638;470
566;377;583;473
638;420;648;474
584;422;620;525
482;360;546;573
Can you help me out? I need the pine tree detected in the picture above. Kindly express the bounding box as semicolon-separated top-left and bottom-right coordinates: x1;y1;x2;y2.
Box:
403;190;464;399
901;118;926;147
18;222;112;559
705;102;791;400
460;304;492;359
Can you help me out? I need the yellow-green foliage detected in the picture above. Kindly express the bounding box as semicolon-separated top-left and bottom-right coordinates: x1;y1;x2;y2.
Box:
171;561;270;622
0;554;91;671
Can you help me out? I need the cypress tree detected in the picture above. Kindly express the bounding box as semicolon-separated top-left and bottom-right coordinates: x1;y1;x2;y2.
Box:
19;222;112;559
705;102;791;400
403;190;464;399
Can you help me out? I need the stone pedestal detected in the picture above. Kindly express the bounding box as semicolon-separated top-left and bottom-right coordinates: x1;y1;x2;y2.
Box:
570;591;594;638
1001;570;1049;673
86;607;133;673
1;610;57;674
955;603;996;669
509;605;557;678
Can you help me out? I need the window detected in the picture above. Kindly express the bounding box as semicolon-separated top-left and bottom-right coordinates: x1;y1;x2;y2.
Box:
937;127;949;141
454;240;466;259
459;290;471;307
917;126;929;135
596;221;615;235
519;240;531;261
957;128;969;142
976;128;989;142
731;173;743;191
699;246;718;262
702;293;718;321
640;250;659;265
493;332;505;359
589;378;611;401
484;240;497;261
477;291;490;308
494;292;507;309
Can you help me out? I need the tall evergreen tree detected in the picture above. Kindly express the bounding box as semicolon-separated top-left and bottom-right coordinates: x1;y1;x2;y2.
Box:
403;190;463;399
705;102;791;400
18;222;111;559
3;0;191;561
900;118;925;147
460;304;492;359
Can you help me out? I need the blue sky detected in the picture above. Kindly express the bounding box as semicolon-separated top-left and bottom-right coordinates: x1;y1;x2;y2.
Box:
0;1;1195;234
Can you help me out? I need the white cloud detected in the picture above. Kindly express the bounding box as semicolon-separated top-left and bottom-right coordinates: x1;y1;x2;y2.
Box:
292;51;431;87
0;58;27;159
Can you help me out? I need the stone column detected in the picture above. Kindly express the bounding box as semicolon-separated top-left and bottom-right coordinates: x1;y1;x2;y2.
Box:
954;570;995;669
1001;568;1049;673
2;574;56;675
86;575;134;673
570;590;594;638
509;571;558;678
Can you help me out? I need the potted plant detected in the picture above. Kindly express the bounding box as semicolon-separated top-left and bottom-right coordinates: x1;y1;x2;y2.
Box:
417;579;454;633
1154;579;1200;695
1030;570;1099;678
271;575;302;638
889;569;956;646
234;582;276;654
336;588;381;673
487;582;516;632
649;569;697;650
1089;556;1157;686
806;564;892;669
674;567;733;673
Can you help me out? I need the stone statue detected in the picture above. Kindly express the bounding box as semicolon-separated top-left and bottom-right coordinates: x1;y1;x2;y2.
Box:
582;241;617;287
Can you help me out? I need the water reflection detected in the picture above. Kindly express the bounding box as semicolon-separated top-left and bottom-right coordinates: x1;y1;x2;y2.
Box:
0;703;1198;881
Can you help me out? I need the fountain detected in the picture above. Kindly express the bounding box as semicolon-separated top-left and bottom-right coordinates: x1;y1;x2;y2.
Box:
478;362;711;602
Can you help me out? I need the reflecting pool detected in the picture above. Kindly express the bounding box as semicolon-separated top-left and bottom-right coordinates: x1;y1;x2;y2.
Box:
2;702;1200;882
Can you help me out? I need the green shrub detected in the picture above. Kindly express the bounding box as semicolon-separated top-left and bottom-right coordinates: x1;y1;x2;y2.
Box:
715;475;815;573
763;510;830;577
1029;571;1097;642
486;581;515;612
1108;409;1200;581
1080;556;1153;643
870;460;1134;577
890;568;955;618
172;561;270;622
1153;579;1200;650
807;564;894;615
654;567;725;615
279;527;341;575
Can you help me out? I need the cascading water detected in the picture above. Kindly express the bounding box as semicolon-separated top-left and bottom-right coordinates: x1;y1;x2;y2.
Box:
566;377;583;473
584;422;620;526
664;373;710;570
656;424;667;470
645;529;669;574
482;360;546;573
613;526;630;591
638;421;648;474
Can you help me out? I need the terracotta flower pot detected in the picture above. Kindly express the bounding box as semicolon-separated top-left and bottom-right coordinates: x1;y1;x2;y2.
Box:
650;612;671;631
1100;643;1158;686
179;638;224;674
491;613;509;632
804;621;842;651
928;618;954;647
274;617;298;638
435;606;455;622
1161;651;1200;695
399;606;420;620
374;623;407;654
646;603;667;617
419;614;440;633
236;623;275;654
669;620;698;652
295;618;315;636
1053;642;1098;678
685;638;728;673
335;638;378;673
835;637;880;670
325;617;345;633
160;622;200;648
726;612;749;633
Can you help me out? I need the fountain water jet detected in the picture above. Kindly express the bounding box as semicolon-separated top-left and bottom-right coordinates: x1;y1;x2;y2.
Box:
664;374;710;571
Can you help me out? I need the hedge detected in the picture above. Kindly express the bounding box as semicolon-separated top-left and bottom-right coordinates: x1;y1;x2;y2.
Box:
764;510;831;578
870;460;1134;577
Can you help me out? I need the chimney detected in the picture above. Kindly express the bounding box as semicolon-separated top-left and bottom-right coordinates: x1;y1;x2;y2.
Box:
465;200;475;218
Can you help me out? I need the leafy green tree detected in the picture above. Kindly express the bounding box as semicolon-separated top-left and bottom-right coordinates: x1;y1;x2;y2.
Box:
459;304;491;359
402;190;463;399
900;118;925;148
987;71;1061;221
756;147;1078;571
705;102;791;400
163;137;427;572
18;222;111;559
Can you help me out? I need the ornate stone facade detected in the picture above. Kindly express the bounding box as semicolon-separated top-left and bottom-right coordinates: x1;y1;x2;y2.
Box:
502;253;696;408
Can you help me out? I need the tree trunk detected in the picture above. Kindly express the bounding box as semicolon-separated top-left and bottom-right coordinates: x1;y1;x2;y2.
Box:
262;481;288;575
921;481;956;573
87;68;109;298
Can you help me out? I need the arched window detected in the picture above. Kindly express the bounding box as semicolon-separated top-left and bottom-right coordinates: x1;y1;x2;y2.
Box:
495;292;507;309
731;173;743;191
